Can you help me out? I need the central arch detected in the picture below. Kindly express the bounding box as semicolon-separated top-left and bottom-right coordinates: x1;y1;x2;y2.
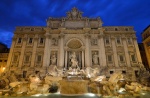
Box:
66;38;83;49
65;38;84;69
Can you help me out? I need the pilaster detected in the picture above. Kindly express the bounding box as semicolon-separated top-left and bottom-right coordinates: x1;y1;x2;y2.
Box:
122;37;131;67
59;29;65;68
84;31;91;67
43;32;51;67
18;37;27;67
111;36;119;67
133;36;142;63
30;36;38;67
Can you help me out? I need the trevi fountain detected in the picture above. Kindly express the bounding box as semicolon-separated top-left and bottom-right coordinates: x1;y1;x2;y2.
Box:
0;7;150;98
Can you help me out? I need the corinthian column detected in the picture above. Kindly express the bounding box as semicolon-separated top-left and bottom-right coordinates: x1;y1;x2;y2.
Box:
43;28;51;67
111;36;119;67
122;37;131;67
59;32;65;68
98;28;106;67
31;36;38;67
18;36;27;67
82;50;85;68
84;32;91;67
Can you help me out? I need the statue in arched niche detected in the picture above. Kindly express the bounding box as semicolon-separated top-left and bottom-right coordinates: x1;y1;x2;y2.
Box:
70;52;78;68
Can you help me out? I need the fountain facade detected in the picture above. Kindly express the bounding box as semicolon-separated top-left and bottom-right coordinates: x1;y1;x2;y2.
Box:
1;7;149;97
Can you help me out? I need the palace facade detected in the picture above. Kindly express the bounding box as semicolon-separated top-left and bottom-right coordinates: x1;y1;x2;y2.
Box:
142;25;150;69
6;8;142;79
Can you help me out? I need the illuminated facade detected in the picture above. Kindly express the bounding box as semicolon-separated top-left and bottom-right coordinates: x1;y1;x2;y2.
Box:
6;8;142;79
142;25;150;69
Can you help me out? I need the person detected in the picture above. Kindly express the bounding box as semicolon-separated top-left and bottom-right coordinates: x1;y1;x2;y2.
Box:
70;52;78;68
93;52;98;65
51;53;57;65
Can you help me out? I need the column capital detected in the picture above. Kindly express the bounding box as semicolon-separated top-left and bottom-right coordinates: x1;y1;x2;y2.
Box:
122;37;126;40
44;33;51;39
59;33;65;38
23;37;28;41
98;34;104;39
111;36;115;40
83;28;91;33
84;33;91;38
34;37;38;41
132;37;137;40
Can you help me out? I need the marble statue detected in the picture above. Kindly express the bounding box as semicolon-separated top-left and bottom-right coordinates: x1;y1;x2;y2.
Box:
92;52;99;65
50;53;57;65
70;52;78;68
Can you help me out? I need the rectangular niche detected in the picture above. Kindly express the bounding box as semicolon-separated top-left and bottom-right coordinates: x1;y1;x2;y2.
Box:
92;51;99;65
50;51;57;65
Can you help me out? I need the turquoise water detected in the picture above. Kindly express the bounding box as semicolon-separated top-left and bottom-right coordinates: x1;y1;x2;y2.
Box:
1;93;101;98
1;92;150;98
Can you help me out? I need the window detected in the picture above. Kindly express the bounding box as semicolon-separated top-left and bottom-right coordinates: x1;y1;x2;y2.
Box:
25;55;30;62
105;37;110;44
116;37;121;44
40;38;44;44
110;71;114;74
37;55;42;62
115;28;118;31
31;28;34;31
122;71;126;74
119;55;124;62
125;28;128;31
0;60;2;62
107;55;112;62
131;54;136;61
29;38;33;43
4;60;7;62
18;38;22;43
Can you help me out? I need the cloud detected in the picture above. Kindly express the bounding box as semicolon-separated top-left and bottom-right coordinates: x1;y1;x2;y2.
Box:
0;29;13;48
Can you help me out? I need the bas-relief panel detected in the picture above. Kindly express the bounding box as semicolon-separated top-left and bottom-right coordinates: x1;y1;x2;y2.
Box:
91;38;98;46
51;38;58;46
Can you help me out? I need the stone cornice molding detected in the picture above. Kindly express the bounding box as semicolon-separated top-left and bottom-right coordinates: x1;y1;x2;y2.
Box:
43;27;51;34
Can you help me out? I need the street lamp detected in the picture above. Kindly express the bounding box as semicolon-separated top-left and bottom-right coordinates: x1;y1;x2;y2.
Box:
2;67;5;71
